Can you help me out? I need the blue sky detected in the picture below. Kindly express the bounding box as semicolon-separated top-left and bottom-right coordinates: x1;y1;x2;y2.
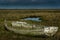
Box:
0;0;60;9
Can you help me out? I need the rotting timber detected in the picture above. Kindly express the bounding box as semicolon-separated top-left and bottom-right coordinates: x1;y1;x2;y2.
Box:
4;19;58;36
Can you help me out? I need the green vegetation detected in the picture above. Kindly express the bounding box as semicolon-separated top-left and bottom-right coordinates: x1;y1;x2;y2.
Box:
0;9;60;40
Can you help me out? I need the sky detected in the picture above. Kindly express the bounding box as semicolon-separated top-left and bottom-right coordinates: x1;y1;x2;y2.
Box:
0;0;60;9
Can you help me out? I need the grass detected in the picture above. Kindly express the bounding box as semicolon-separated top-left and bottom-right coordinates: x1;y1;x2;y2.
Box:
0;9;60;40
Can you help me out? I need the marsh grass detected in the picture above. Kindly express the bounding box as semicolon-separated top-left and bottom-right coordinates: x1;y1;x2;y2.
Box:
0;9;60;40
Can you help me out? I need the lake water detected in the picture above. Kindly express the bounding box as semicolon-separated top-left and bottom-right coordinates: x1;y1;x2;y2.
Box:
24;18;42;21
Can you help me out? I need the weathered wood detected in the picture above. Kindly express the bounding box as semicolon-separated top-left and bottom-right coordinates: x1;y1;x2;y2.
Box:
4;20;58;36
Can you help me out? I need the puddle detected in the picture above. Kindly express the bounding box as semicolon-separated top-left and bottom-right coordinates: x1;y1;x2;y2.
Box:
24;17;42;21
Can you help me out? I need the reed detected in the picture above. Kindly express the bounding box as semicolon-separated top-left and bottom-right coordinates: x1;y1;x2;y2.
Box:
0;9;60;40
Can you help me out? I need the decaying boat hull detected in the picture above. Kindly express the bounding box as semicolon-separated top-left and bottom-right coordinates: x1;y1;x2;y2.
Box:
5;23;45;35
4;20;58;36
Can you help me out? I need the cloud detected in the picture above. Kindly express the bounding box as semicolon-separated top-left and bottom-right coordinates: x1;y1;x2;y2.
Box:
31;0;59;2
0;0;59;3
0;0;60;4
0;0;18;2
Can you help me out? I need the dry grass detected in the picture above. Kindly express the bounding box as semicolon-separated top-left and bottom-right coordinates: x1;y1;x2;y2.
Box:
0;9;60;40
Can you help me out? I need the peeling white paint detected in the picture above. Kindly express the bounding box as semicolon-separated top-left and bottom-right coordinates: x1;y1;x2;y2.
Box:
4;20;59;36
44;26;58;36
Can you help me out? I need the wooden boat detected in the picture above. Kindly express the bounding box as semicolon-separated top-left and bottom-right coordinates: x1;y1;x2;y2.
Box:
4;20;58;36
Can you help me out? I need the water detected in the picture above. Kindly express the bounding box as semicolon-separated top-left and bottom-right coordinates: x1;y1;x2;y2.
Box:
24;18;42;21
